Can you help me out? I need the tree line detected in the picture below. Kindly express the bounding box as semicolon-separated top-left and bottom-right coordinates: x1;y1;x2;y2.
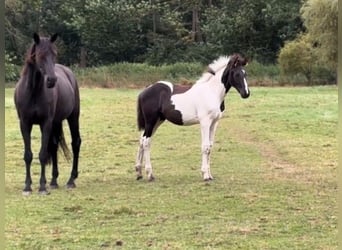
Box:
5;0;337;84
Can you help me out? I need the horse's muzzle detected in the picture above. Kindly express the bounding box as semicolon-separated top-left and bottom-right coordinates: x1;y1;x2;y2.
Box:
47;76;57;88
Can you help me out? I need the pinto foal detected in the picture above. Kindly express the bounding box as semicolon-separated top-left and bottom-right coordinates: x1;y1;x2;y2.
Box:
135;54;250;181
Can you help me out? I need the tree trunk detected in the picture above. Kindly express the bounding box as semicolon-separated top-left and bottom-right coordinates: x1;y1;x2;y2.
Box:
80;47;86;68
192;6;202;42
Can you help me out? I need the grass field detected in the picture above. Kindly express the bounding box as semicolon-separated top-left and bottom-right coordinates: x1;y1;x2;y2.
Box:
5;86;337;249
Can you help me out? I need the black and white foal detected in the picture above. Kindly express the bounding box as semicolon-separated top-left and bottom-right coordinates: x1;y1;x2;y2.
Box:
135;53;250;181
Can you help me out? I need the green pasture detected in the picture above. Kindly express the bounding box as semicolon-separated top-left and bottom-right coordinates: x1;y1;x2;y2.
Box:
5;86;337;249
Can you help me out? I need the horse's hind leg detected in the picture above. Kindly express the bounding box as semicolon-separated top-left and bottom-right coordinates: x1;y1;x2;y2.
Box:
20;121;33;195
49;123;61;189
38;121;53;194
67;116;81;188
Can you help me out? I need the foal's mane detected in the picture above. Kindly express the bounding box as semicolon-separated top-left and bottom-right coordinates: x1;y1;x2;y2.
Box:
196;56;230;84
196;53;247;85
226;53;247;69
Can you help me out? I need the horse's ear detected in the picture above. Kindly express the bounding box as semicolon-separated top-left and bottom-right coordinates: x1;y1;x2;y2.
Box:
33;33;40;45
50;33;58;43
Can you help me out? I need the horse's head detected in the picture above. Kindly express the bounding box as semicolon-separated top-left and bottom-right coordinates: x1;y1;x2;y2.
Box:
30;33;58;88
221;54;250;99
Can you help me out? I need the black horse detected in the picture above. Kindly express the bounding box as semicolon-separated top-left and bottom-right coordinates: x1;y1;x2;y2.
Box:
14;33;81;195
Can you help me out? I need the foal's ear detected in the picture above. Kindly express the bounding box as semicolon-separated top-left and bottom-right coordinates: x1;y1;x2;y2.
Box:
241;57;248;66
50;33;58;43
33;33;40;45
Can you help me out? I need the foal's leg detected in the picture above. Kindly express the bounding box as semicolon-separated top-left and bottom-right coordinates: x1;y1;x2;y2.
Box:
200;118;212;181
207;119;220;180
67;116;81;188
20;121;33;195
142;136;154;181
142;119;163;181
135;132;144;180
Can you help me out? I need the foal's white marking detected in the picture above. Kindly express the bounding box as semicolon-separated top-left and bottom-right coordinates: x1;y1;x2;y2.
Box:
241;69;249;95
158;81;173;93
244;78;249;95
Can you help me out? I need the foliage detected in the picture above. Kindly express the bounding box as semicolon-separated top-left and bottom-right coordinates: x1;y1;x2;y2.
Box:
5;52;20;82
277;0;337;83
278;34;316;83
5;87;337;249
202;0;303;63
301;0;338;70
5;0;304;66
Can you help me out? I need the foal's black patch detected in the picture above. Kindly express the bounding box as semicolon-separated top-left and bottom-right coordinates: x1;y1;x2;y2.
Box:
220;101;225;112
137;82;184;137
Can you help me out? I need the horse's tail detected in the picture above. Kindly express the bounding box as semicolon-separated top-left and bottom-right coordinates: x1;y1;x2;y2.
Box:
137;97;145;131
59;125;72;162
47;124;71;164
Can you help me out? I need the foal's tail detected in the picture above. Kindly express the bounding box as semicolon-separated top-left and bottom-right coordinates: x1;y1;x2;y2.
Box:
137;98;145;131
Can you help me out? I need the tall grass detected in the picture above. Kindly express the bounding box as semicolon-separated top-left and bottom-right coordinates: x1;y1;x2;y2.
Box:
6;60;336;88
73;62;204;88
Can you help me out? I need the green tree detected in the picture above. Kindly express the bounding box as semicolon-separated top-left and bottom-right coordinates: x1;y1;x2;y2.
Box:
301;0;337;70
278;33;316;83
202;0;303;63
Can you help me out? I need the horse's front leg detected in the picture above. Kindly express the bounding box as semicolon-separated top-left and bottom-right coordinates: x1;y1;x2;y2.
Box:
20;121;33;195
38;121;53;195
200;120;212;181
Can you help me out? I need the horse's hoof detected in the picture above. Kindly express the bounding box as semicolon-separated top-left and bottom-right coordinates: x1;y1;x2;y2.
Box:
148;176;155;182
136;175;143;181
50;184;59;189
66;183;76;189
38;190;50;195
22;190;32;196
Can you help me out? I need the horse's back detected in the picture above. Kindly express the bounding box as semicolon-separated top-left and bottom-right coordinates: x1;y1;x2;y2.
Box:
54;64;80;120
55;64;78;90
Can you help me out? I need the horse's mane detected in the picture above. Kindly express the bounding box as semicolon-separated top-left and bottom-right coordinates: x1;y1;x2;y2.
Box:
21;38;57;76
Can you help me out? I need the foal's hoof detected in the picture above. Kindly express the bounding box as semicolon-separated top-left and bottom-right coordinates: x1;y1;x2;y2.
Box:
148;175;155;182
136;175;143;181
203;177;214;182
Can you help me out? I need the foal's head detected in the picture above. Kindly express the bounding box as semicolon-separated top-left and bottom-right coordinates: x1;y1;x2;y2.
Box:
27;33;58;88
221;54;250;98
